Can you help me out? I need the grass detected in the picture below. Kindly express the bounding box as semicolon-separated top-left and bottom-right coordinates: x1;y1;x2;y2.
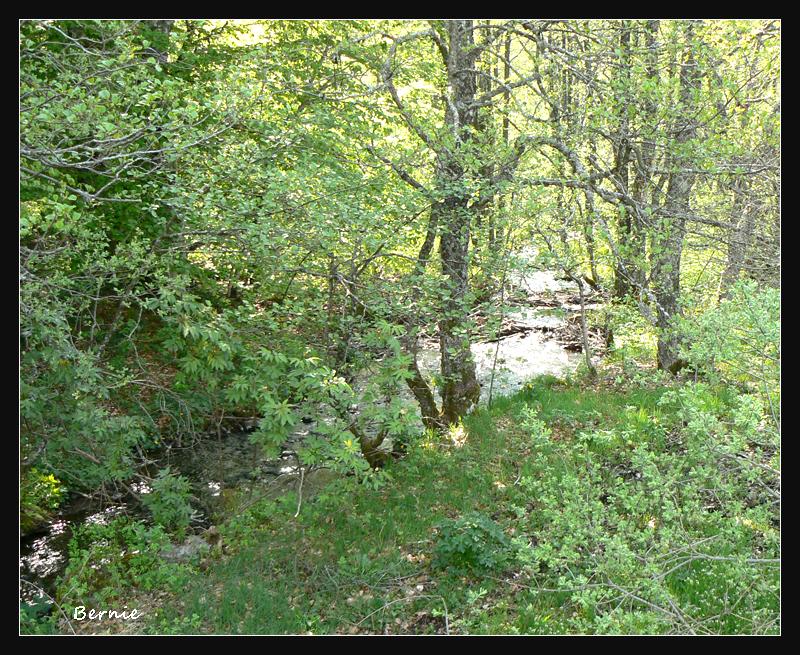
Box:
51;370;775;635
149;374;690;635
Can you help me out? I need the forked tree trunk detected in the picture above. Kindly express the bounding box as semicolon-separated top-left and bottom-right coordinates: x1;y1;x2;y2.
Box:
437;20;481;424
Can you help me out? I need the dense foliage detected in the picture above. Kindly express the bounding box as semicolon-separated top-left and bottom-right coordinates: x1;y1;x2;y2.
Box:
20;19;779;635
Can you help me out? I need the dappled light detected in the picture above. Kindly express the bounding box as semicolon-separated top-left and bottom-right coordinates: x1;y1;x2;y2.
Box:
20;18;779;636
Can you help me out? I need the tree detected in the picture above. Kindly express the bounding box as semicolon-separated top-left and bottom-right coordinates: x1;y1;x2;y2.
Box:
649;20;701;372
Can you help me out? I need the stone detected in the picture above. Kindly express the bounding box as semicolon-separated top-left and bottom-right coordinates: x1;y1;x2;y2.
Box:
160;535;210;563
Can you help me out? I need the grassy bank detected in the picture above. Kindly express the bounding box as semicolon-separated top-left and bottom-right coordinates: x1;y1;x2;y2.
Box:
127;371;778;635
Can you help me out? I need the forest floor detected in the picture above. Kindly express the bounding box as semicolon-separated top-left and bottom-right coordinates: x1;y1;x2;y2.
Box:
117;368;777;636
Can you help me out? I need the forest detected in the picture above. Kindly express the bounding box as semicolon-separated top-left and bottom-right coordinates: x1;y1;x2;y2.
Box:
19;18;780;636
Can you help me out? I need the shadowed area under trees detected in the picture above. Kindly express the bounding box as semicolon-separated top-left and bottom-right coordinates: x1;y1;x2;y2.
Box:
20;19;779;635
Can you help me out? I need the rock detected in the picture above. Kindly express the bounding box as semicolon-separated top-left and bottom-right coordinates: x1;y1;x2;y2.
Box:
302;468;339;495
160;535;210;563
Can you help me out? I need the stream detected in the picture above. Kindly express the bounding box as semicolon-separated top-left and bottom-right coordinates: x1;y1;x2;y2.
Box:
20;264;605;607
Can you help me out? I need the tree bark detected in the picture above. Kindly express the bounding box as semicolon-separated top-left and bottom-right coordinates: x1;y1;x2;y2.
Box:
628;20;659;296
651;21;700;373
402;213;444;431
720;178;755;298
437;20;481;424
613;20;634;298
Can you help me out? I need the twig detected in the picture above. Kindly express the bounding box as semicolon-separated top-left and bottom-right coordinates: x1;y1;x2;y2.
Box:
355;594;450;634
294;460;305;518
20;579;77;635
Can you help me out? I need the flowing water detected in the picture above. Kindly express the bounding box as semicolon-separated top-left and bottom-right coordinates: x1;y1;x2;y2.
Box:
415;312;582;405
412;264;599;402
20;265;601;607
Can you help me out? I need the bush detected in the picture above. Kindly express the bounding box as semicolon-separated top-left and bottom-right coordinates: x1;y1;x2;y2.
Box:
20;467;66;533
512;379;779;634
680;280;779;401
141;468;196;537
57;517;188;610
432;512;513;574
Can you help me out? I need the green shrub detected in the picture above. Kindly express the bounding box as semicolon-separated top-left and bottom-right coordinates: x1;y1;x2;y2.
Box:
681;280;779;402
141;468;196;537
57;517;187;610
19;601;59;635
512;379;780;634
20;467;66;533
432;512;513;574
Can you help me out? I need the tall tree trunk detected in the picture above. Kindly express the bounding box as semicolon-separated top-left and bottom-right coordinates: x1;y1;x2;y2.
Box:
438;20;481;424
720;178;755;298
402;212;443;432
651;21;700;373
628;20;659;296
613;20;634;298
